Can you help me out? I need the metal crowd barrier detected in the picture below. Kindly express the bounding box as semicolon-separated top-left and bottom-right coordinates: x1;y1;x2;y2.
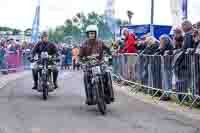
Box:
0;50;31;74
112;52;200;108
6;51;22;72
22;49;31;70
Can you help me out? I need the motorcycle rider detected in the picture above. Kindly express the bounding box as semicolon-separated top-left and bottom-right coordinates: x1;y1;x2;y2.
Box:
31;32;59;90
79;25;115;105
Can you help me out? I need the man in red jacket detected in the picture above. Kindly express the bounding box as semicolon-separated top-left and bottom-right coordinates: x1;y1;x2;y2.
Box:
122;28;137;53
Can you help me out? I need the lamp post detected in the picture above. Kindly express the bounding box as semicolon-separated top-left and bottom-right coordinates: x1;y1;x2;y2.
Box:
127;10;134;25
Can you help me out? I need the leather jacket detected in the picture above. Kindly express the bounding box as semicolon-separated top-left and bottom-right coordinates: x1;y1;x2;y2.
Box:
79;39;110;60
32;41;58;58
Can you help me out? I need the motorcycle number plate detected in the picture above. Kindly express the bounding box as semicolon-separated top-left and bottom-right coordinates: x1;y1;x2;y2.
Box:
92;66;101;74
104;57;109;62
30;62;37;69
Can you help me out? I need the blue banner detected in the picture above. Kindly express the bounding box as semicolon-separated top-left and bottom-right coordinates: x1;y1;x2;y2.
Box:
120;25;172;39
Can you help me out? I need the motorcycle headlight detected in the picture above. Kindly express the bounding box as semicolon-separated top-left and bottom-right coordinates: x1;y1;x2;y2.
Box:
42;69;47;74
92;66;101;74
38;65;43;68
41;52;48;58
104;57;109;62
48;65;53;69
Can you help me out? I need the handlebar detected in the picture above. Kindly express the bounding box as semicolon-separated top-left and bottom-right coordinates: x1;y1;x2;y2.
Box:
82;54;99;61
81;58;105;69
28;56;60;63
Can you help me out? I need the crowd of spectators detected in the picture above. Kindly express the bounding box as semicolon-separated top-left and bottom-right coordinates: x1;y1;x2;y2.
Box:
112;20;200;102
0;37;34;71
0;36;82;73
58;44;80;71
112;20;200;56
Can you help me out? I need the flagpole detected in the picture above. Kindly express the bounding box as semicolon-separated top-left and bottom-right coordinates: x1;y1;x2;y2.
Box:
150;0;154;36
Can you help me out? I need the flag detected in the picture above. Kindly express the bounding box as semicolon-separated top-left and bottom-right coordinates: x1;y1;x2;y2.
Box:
169;0;188;34
181;0;188;19
31;0;40;44
105;0;118;34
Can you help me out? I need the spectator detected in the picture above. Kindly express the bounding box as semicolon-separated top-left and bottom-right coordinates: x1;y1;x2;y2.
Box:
61;46;67;70
65;46;72;70
118;38;124;53
173;28;184;49
136;39;147;53
141;36;159;55
196;21;200;30
181;20;195;49
121;28;137;53
111;39;119;55
193;29;200;48
9;43;17;53
137;36;158;93
72;45;80;70
154;35;174;101
136;33;151;53
0;45;6;70
194;28;200;97
155;34;174;55
172;21;194;101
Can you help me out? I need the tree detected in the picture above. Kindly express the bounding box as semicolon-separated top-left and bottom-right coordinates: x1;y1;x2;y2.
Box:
0;27;21;35
49;12;128;43
12;29;21;35
48;26;65;43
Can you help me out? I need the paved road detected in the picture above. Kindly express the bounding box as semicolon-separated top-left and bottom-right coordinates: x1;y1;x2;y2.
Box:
0;70;200;133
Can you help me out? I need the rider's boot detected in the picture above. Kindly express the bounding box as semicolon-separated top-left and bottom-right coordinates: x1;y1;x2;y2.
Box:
32;82;38;90
54;82;58;89
32;70;38;90
53;70;59;89
109;88;115;102
86;97;93;105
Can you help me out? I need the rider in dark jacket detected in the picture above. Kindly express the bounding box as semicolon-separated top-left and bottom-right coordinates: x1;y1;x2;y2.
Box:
31;32;59;90
80;25;114;105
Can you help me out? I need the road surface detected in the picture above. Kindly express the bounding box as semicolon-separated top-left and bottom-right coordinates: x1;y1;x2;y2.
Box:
0;70;199;133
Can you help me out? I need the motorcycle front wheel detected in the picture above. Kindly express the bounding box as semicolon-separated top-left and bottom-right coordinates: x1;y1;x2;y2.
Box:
95;77;107;115
42;83;48;100
105;72;114;103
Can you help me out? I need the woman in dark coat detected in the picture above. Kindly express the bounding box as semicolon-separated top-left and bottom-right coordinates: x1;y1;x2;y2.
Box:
139;36;159;93
155;34;174;55
155;35;174;100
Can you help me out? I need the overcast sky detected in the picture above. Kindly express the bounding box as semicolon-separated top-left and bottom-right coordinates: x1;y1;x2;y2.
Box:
0;0;199;30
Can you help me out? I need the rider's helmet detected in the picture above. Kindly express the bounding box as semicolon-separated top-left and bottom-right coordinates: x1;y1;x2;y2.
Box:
41;31;48;42
86;25;98;38
41;31;48;38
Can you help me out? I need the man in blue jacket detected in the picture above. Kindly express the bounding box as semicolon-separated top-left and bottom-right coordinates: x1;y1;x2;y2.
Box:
181;20;195;49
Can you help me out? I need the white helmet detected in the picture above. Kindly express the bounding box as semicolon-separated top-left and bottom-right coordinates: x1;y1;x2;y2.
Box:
86;25;98;36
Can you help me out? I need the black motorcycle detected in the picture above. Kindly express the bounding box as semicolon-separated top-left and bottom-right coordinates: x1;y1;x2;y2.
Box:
30;52;58;100
82;54;114;115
